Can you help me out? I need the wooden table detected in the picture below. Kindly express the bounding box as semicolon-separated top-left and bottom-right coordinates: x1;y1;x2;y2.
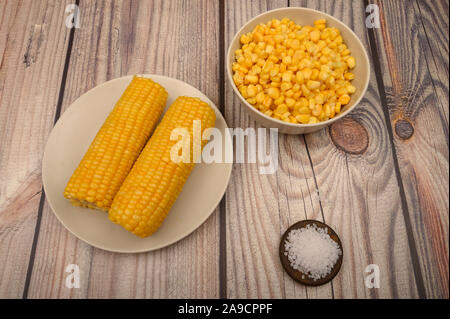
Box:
0;0;448;299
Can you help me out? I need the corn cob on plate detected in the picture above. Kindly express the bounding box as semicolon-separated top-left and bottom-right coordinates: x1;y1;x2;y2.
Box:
42;75;232;253
64;76;168;211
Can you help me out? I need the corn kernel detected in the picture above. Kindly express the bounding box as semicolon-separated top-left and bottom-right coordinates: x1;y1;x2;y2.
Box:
339;94;350;105
296;70;305;84
307;80;320;90
344;72;355;80
302;68;313;80
336;87;348;96
269;67;279;78
308;116;319;124
247;97;256;104
282;71;293;82
315;94;324;105
327;76;335;86
341;49;350;56
299;58;311;69
319;56;329;64
274;104;288;115
263;96;273;109
286;97;296;109
324;103;331;117
281;112;290;120
296;114;310;124
239;86;248;98
291;39;300;49
301;84;311;96
267;87;280;99
299;106;310;114
282;55;292;65
347;56;356;68
306;42;316;53
309;98;316;109
245;74;259;84
274;96;285;105
314;19;326;25
271;81;281;88
312;104;322;116
233;73;244;85
285;89;294;98
310;30;320;42
247;84;257;97
292;92;301;102
319;70;329;81
260;73;270;81
240;34;251;44
346;85;356;94
280;82;292;91
255;91;265;104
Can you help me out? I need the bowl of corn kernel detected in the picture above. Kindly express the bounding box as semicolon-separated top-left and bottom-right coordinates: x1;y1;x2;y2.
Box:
227;7;370;134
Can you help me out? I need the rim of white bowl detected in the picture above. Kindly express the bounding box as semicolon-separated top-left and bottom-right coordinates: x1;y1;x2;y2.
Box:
226;7;371;128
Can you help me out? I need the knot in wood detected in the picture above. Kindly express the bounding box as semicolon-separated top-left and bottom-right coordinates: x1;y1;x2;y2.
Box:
394;119;414;140
330;118;369;154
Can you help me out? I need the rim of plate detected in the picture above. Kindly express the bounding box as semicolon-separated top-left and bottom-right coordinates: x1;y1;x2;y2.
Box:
42;74;233;253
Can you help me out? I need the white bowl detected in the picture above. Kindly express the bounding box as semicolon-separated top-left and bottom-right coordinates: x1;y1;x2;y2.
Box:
227;7;370;134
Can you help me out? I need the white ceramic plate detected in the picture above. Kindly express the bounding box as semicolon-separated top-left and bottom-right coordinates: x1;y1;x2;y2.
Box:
42;75;233;253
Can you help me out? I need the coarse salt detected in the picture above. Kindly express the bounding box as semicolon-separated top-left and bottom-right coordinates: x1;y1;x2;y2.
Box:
284;223;342;281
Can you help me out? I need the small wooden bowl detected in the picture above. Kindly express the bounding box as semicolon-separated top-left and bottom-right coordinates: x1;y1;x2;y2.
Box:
279;219;343;286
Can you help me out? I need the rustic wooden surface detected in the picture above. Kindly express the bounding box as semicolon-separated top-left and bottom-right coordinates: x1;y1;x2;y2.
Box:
0;0;448;299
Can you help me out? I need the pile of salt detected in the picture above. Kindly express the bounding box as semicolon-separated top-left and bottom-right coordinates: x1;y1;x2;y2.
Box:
284;223;342;281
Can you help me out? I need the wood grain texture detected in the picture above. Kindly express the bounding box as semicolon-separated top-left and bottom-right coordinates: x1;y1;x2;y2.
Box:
26;0;221;298
372;0;449;298
0;0;72;298
291;0;421;299
225;0;423;298
415;0;449;126
0;0;447;299
225;0;334;299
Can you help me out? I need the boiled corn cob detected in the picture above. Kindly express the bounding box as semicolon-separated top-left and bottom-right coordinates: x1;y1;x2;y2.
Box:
108;96;216;237
64;76;168;210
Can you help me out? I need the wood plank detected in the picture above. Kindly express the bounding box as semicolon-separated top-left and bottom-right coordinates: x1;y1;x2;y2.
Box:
0;0;72;298
225;0;334;299
26;0;221;298
371;0;449;298
226;1;417;298
415;0;449;126
292;0;423;299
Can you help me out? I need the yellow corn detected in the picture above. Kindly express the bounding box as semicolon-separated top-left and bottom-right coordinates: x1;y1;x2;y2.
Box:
64;76;168;210
109;97;216;237
232;17;357;124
